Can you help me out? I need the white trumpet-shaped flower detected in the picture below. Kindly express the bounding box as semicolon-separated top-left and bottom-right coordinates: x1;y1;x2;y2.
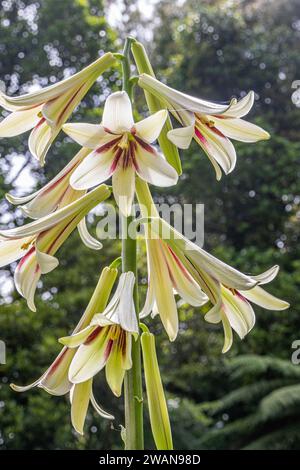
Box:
62;90;178;216
6;148;102;251
136;180;289;349
138;74;270;180
11;266;117;435
0;53;115;165
0;184;110;311
60;272;138;397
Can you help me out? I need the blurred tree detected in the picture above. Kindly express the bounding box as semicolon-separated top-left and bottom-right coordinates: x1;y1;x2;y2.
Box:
198;355;300;450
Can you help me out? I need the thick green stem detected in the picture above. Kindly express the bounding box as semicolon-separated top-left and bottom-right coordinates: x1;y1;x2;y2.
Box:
121;37;144;451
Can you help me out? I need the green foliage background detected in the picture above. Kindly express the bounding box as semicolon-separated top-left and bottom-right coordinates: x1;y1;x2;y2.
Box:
0;0;299;450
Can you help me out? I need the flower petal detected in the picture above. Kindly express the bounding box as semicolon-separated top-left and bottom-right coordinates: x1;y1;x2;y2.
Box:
71;379;92;435
14;247;41;312
138;74;231;115
222;288;255;339
36;248;59;274
0;238;31;267
28;118;54;165
223;91;254;118
163;245;208;306
150;217;257;291
252;265;279;285
147;239;178;341
140;273;155;319
195;121;236;177
112;166;135;217
68;327;112;383
62;123;108;148
105;340;126;397
213;116;270;142
40;347;74;395
220;310;233;353
134;109;168;143
0;185;111;239
70;149;115;190
117;272;138;333
59;325;96;348
0;107;41;137
90;390;114;420
167;125;195;149
135;142;178;187
6;148;89;218
0;53;115;110
242;286;290;310
77;217;103;250
102;91;134;132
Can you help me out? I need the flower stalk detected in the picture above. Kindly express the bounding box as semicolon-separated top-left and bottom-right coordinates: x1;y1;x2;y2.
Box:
131;41;182;175
121;36;144;451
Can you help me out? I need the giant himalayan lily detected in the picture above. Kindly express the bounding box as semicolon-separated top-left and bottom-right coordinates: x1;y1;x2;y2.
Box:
136;179;289;349
62;90;178;216
136;180;207;341
59;271;139;397
138;74;270;180
11;265;117;435
0;184;110;311
0;53;115;165
5;147;102;250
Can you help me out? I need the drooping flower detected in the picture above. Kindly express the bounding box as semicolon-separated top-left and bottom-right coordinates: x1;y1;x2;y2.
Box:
136;179;289;349
0;184;110;310
5;148;102;250
11;265;117;435
60;271;138;397
0;53;116;165
137;181;207;340
138;74;270;180
62;90;178;216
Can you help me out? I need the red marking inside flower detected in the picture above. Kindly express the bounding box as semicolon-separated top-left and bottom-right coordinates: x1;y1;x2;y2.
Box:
41;214;78;255
47;348;68;375
17;246;35;270
96;136;121;154
34;117;46;130
134;135;155;154
208;125;226;138
104;338;114;361
194;127;207;144
110;146;123;172
84;326;102;345
56;83;85;125
168;246;192;281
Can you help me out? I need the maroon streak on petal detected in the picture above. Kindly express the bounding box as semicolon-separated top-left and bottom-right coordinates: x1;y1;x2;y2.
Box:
84;326;102;345
209;125;226;139
103;127;119;135
235;290;249;303
134;135;155;154
194;127;207;144
110;146;123;172
56;83;85;125
96;137;121;154
40;214;78;254
168;246;193;281
104;338;114;361
185;253;219;303
47;348;69;375
130;140;139;171
34;117;46;130
16;246;35;270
